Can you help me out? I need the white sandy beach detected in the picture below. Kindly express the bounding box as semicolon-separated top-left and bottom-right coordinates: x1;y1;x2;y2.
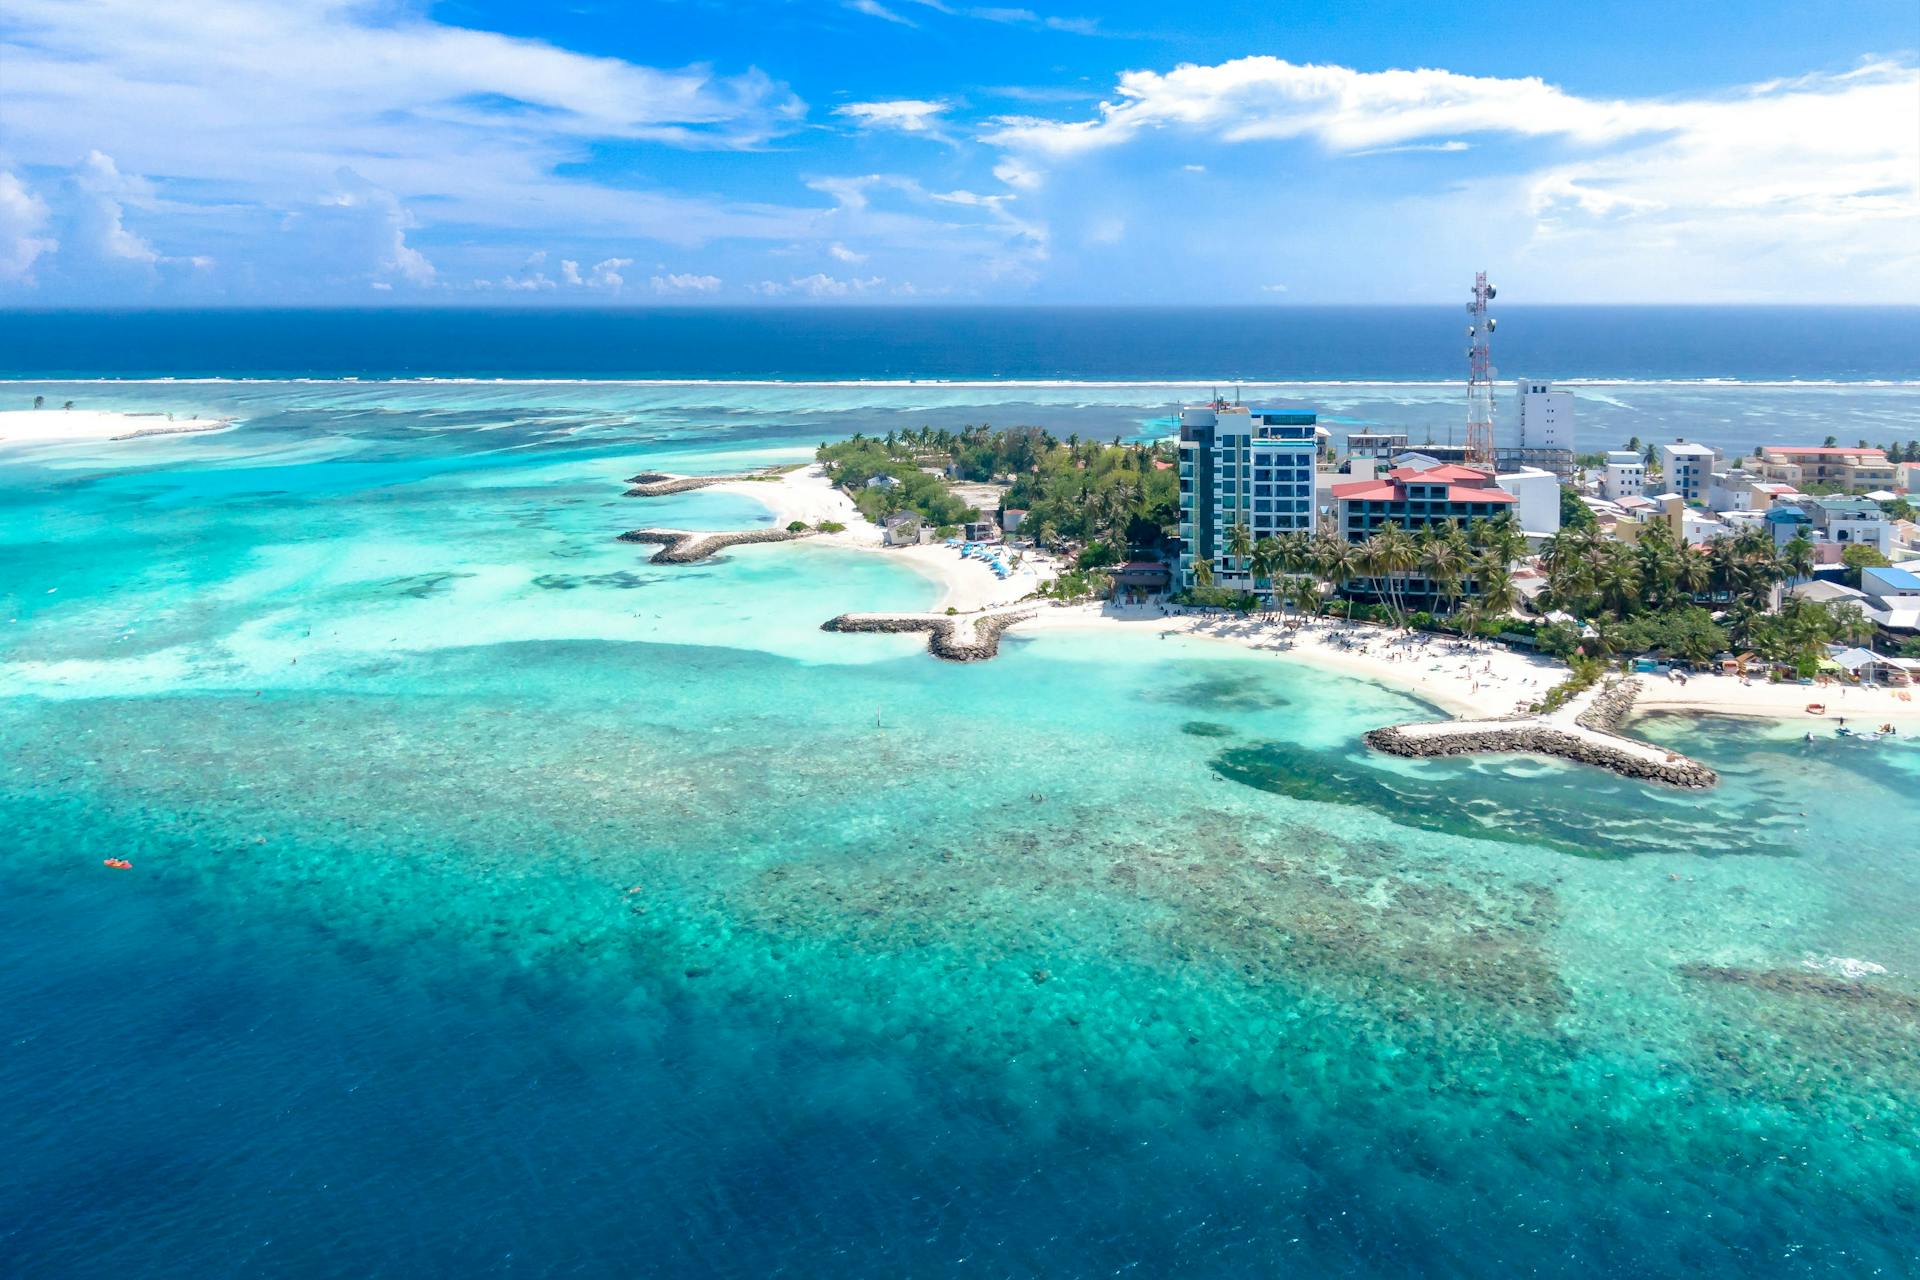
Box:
1630;669;1920;733
0;409;233;446
719;465;1920;732
715;464;1052;611
1027;605;1560;718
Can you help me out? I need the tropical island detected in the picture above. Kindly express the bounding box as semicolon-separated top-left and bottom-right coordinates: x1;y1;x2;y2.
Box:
620;408;1920;776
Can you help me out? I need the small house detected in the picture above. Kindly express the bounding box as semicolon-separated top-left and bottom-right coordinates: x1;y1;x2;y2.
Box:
883;512;923;546
1110;561;1171;599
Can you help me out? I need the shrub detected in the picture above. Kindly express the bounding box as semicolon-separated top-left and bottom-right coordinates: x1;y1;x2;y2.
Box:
786;520;808;532
815;520;846;533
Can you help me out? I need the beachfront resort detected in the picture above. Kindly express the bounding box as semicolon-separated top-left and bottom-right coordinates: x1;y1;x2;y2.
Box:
594;291;1920;779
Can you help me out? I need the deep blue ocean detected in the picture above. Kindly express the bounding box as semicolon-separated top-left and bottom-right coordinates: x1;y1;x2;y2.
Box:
4;306;1918;381
4;314;1920;1277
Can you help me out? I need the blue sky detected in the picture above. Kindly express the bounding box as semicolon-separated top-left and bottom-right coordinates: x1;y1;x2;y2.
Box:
1;0;1915;304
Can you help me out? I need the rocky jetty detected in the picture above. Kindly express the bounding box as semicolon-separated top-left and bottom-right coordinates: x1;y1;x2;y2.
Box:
1365;678;1719;789
822;607;1039;662
623;468;783;497
618;527;814;564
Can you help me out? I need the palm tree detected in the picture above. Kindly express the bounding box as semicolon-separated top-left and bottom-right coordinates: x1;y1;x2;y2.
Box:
1315;536;1359;621
1289;577;1324;627
1191;556;1214;590
1420;537;1466;617
1778;532;1816;585
1250;537;1282;612
1376;522;1420;625
1595;550;1642;616
1476;554;1518;621
1674;547;1711;602
1482;512;1527;569
1227;520;1253;584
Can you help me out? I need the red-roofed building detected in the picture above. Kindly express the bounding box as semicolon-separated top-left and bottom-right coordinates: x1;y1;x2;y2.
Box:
1333;463;1520;605
1334;465;1517;542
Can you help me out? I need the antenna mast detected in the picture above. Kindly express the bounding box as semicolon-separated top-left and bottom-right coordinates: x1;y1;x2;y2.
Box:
1465;271;1497;468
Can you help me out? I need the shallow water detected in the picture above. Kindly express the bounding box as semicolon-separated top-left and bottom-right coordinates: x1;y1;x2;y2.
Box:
3;385;1918;1277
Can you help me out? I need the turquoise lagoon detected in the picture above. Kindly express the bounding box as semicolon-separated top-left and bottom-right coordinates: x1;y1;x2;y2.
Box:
3;382;1918;1276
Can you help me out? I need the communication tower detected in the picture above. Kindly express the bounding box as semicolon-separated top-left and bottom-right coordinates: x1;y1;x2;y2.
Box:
1465;272;1497;468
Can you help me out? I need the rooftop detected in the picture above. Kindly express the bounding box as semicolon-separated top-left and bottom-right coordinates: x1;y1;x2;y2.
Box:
1866;566;1920;592
1663;441;1717;455
1806;496;1885;514
1332;477;1516;504
1386;463;1495;483
1764;446;1888;458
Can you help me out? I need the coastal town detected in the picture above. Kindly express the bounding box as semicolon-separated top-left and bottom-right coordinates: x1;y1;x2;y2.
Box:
610;285;1920;778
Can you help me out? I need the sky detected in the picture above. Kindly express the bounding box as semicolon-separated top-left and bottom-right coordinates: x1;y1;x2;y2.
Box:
1;0;1916;305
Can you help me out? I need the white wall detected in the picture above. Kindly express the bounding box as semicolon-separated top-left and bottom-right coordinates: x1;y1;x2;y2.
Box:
1496;466;1562;536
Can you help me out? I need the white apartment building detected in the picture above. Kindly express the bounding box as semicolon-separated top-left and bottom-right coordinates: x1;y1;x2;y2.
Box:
1656;441;1719;504
1515;379;1574;452
1600;450;1645;502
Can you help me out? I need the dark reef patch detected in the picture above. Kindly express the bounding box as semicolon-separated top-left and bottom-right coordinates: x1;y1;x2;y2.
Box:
1179;721;1237;739
382;571;475;599
532;570;652;591
1143;671;1292;713
1210;741;1797;860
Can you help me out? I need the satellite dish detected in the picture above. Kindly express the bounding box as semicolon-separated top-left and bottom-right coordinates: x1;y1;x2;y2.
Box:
1467;326;1476;336
1487;285;1498;299
1488;318;1497;331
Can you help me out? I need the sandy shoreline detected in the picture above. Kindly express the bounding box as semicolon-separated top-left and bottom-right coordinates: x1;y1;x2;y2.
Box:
720;466;1920;733
1026;605;1559;717
0;409;234;446
710;464;1050;611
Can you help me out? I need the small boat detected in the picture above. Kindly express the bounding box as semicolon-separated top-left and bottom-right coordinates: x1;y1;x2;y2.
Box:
102;858;132;870
1835;727;1859;738
1805;703;1826;714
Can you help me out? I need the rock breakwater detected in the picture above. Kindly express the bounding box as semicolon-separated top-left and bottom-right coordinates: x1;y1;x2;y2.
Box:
623;468;784;497
822;607;1039;662
618;527;814;564
1365;678;1718;789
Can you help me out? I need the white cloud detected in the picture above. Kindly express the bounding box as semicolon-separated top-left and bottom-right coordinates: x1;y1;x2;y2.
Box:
308;171;436;286
65;149;158;269
0;0;814;292
845;0;915;26
828;243;868;263
834;99;950;137
993;158;1043;190
1261;283;1287;293
753;273;885;297
651;270;719;294
985;55;1920;300
0;170;56;282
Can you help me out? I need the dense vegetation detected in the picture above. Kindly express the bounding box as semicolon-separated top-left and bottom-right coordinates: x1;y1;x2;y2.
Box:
814;436;976;527
1535;522;1873;674
817;426;1180;557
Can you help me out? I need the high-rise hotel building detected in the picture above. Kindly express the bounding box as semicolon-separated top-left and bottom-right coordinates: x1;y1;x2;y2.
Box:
1177;404;1319;589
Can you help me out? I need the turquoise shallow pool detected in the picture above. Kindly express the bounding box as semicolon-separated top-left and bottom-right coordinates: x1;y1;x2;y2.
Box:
3;384;1917;1277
